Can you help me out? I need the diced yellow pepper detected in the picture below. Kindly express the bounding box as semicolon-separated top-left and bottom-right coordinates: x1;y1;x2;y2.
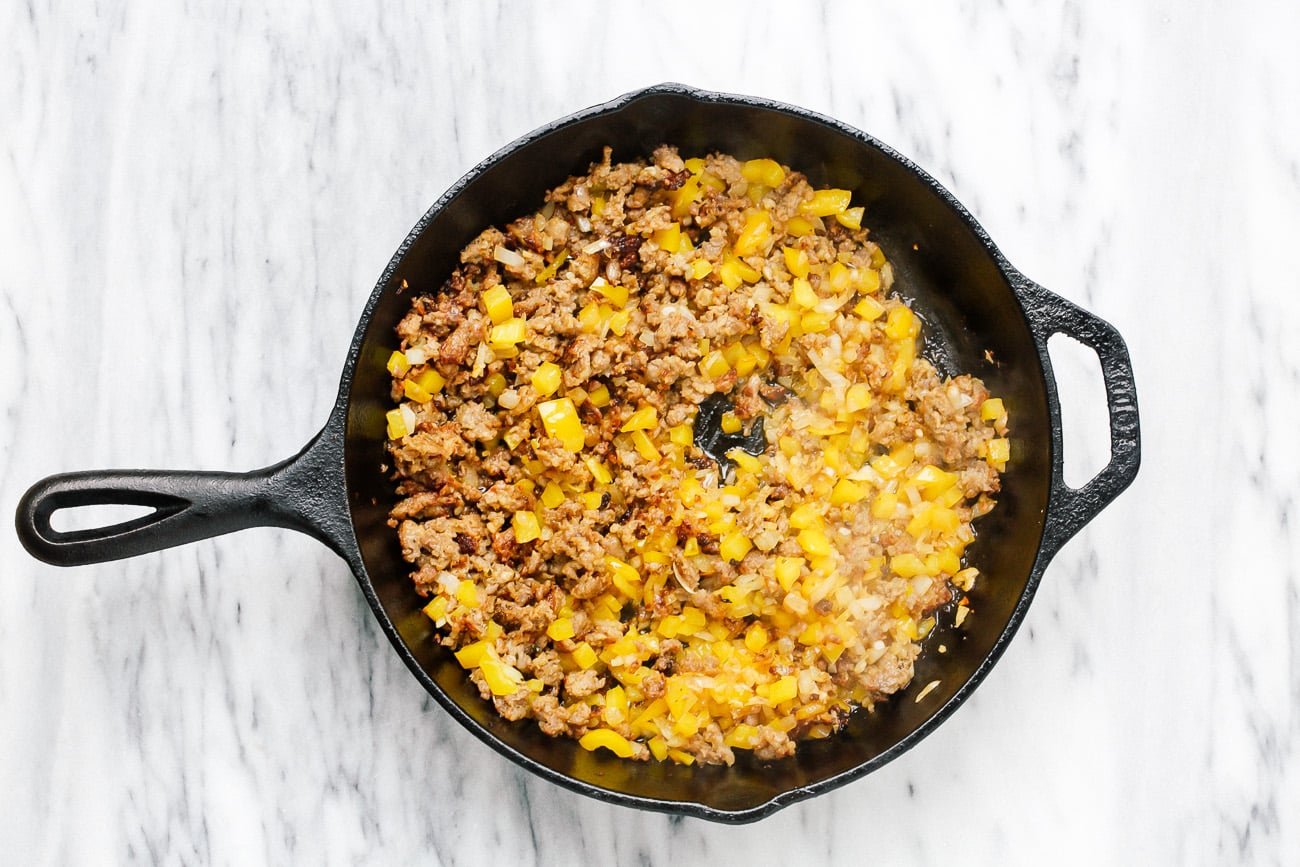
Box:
774;556;804;591
720;411;742;434
765;675;799;704
801;311;834;333
648;736;669;761
835;206;865;230
890;553;927;578
402;379;432;403
981;398;1006;421
454;641;489;668
533;248;568;284
987;437;1010;465
884;305;918;340
733;211;773;257
547;617;575;641
513;510;541;543
592;279;630;307
830;478;867;505
690;258;714;281
785;215;817;237
455;581;480;608
741;158;786;187
488;316;527;349
699;350;730;379
531;361;563;397
541;482;565;509
386;350;410;377
385;408;407;440
798;528;833;558
537;397;585;452
871;491;898;519
782;246;811;278
653;223;682;253
580;491;606;510
571;642;599;669
584;456;612;485
588;383;611;407
578;728;636;758
719;531;753;563
791;277;818;309
669;423;693;447
413;368;446;395
608;308;631;336
845;383;872;413
620;405;659;432
798;188;853;217
629;430;661;463
854;296;885;320
481;285;514;325
422;595;448;623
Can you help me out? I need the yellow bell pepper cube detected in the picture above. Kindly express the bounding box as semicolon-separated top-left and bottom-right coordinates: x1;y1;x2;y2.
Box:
481;285;513;324
741;158;786;187
620;405;658;432
487;316;528;349
537;397;585;452
797;188;853;217
512;510;541;543
733;211;773;257
531;361;563;397
386;350;410;377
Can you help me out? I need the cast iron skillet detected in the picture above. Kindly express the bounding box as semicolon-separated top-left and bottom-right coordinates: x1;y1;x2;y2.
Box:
15;83;1140;822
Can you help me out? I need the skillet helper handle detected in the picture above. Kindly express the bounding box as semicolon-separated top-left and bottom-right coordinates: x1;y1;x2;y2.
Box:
1015;276;1141;558
16;426;351;567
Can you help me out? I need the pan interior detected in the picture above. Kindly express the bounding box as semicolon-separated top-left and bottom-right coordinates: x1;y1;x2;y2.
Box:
343;88;1052;816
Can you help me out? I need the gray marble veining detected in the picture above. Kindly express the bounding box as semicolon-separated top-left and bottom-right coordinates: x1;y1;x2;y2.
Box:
3;0;1298;863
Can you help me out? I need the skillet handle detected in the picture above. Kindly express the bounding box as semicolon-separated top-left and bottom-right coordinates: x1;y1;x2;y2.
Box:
15;425;353;566
1013;275;1141;559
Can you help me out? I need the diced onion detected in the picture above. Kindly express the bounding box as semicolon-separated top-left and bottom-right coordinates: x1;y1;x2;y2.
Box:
493;245;525;268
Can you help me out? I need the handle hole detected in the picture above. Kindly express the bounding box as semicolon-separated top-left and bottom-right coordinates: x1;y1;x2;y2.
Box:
49;503;159;533
1047;333;1112;489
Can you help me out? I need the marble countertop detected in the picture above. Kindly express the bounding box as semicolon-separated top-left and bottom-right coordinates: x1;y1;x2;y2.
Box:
3;1;1297;863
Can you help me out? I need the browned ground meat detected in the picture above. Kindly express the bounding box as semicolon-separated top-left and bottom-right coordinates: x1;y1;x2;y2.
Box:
385;146;1011;765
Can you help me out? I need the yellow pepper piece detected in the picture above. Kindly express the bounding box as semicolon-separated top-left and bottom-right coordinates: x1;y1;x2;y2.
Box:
884;305;919;340
580;491;606;511
741;158;786;187
652;223;682;253
592;279;629;307
540;482;565;509
890;553;927;578
853;296;885;320
987;437;1011;465
533;248;568;284
835;206;865;230
774;556;804;591
782;246;811;278
583;456;612;485
845;383;872;413
608;309;631;337
588;383;611;407
764;675;799;704
830;478;868;505
620;405;659;432
487;316;527;349
719;411;742;434
719;531;753;563
797;528;833;558
785;215;817;237
385;408;407;440
744;623;769;652
797;188;853;217
413;368;445;395
481;285;514;325
571;642;598;669
668;423;693;447
733;211;773;257
402;379;432;403
422;596;448;624
386;350;410;377
455;581;480;608
981;398;1006;421
791;277;818;309
530;361;563;397
512;511;541;543
629;430;661;463
454;641;488;668
699;350;730;379
689;259;713;281
479;656;525;696
547;617;575;641
537;397;585;452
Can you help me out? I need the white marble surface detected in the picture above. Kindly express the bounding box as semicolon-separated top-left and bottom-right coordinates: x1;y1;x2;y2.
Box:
3;0;1297;863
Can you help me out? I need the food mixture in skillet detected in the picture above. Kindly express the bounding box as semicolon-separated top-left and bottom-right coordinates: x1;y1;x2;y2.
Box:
384;147;1011;765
